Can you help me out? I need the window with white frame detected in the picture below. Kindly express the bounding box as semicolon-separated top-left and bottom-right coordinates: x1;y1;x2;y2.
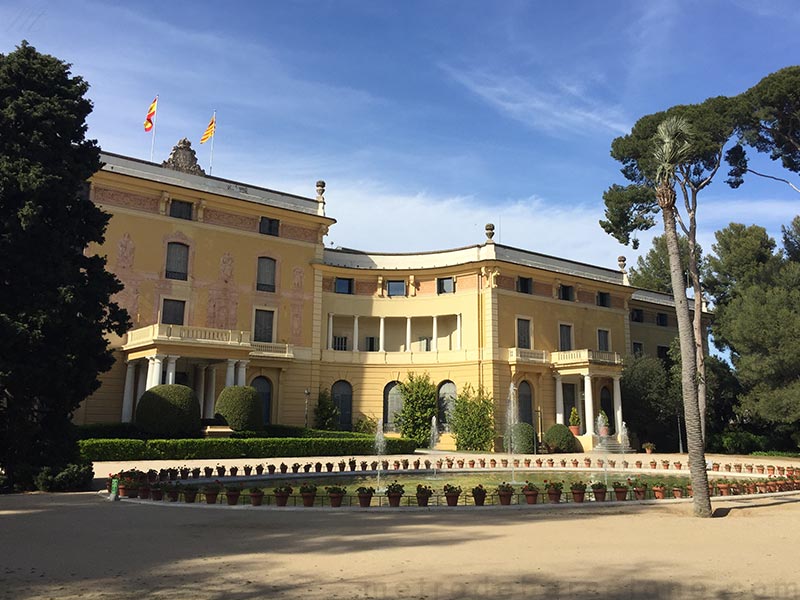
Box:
437;277;455;294
387;280;406;297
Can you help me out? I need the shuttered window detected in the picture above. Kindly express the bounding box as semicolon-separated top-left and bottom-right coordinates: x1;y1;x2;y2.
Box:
254;309;274;342
257;257;276;292
165;243;189;280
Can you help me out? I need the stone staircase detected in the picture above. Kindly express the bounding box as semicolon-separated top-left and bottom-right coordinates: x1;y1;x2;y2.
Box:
592;435;634;454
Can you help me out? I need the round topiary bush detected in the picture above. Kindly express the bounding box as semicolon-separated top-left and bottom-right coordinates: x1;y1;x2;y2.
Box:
215;386;262;431
504;422;536;453
543;423;581;453
134;384;201;438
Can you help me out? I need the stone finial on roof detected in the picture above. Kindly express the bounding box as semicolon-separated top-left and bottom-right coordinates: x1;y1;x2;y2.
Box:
485;223;495;244
162;138;205;176
618;255;630;285
315;180;326;216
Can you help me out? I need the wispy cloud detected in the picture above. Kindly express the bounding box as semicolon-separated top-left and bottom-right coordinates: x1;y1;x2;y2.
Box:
440;63;630;137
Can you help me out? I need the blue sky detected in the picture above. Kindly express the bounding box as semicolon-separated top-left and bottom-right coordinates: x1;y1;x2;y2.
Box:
2;0;799;270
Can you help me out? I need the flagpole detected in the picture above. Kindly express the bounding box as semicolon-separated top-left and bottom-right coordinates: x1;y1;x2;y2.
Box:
149;95;159;162
208;110;216;174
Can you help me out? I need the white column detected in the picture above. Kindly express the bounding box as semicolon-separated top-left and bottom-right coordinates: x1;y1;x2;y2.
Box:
379;317;385;352
121;361;137;423
236;360;249;385
584;374;595;435
136;362;147;401
165;355;179;384
431;315;438;352
204;367;217;418
406;317;412;352
613;375;623;439
146;354;164;390
225;359;236;387
353;316;359;352
554;374;564;424
327;313;334;350
196;365;206;417
456;313;462;350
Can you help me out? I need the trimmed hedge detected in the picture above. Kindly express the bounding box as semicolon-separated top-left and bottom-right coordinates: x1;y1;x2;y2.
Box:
215;386;262;431
505;422;536;454
542;423;581;453
135;384;201;437
230;427;372;439
79;437;418;462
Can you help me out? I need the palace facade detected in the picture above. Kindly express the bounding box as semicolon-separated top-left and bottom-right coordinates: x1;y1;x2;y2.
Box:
75;141;691;450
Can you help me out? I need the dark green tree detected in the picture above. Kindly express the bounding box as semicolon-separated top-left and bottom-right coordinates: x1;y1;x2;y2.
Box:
628;234;697;293
620;353;677;449
0;42;129;488
395;372;438;447
450;384;495;451
781;215;800;262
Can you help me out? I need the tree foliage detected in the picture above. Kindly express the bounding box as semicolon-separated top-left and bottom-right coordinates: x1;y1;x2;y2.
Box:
395;372;438;447
0;42;130;488
215;386;262;431
313;389;339;431
135;384;201;438
629;234;697;293
449;384;495;451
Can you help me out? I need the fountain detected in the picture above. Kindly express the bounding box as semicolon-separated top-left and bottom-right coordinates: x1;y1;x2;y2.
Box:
429;416;440;479
620;421;630;463
506;383;519;483
375;418;386;492
596;414;610;488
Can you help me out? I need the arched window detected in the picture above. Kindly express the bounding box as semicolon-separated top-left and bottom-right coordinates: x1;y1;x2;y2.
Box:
165;242;189;280
437;381;457;431
518;381;533;425
600;386;614;434
251;376;273;425
383;381;403;432
331;380;353;430
257;257;276;292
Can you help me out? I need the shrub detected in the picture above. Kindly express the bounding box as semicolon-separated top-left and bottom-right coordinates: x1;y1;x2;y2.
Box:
314;389;339;430
396;372;438;447
77;438;148;461
719;431;767;455
215;386;262;431
229;427;371;439
134;384;201;438
34;463;94;492
450;384;495;451
542;424;580;453
504;422;536;454
353;414;378;435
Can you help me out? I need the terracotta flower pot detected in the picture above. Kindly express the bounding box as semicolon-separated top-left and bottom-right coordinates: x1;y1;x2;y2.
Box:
571;460;579;468
633;487;647;500
593;489;606;502
279;464;288;474
255;465;265;475
204;467;214;477
672;487;684;499
328;493;344;508
183;490;197;503
498;491;513;505
489;459;497;468
635;461;642;468
571;489;585;503
274;492;290;507
500;459;508;468
652;487;666;500
416;494;430;507
250;492;264;506
468;460;475;468
244;467;253;476
523;490;539;504
614;488;628;501
166;490;179;502
547;458;555;467
583;458;591;467
225;491;241;506
138;486;151;500
301;493;316;507
445;493;460;506
569;425;580;436
268;465;276;475
358;493;373;508
387;493;402;507
547;490;562;504
150;489;164;501
473;492;486;506
204;491;218;504
716;484;730;496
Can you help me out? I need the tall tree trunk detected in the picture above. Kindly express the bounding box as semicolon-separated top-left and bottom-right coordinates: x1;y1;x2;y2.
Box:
686;239;707;444
661;201;712;517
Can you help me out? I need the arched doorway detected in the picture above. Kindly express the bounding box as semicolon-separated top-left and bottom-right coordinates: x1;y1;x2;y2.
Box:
251;376;272;425
331;380;353;430
383;381;403;432
518;380;533;425
437;381;457;431
600;386;614;434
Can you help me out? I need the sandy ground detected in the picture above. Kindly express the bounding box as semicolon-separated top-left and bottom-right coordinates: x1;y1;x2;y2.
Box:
2;490;800;600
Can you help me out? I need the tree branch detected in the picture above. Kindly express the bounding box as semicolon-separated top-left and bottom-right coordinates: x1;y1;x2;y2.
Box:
743;167;800;194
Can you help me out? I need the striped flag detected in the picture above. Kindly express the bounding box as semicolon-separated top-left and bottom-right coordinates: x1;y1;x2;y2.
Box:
143;96;158;132
200;113;216;144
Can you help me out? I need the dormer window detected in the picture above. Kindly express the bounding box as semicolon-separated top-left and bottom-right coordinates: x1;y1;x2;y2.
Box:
169;200;193;220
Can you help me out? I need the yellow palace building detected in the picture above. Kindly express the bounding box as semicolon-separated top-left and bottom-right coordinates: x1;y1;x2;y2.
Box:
76;140;689;450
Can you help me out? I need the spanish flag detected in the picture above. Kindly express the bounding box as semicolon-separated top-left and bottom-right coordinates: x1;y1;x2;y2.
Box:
200;112;216;144
143;96;158;132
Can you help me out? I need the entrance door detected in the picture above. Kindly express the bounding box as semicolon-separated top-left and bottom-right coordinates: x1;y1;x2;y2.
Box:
331;380;353;430
600;386;614;434
563;383;576;429
518;381;533;425
251;376;272;425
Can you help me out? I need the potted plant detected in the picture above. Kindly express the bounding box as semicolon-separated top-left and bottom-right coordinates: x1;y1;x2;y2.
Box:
326;462;334;473
674;461;682;470
255;464;265;475
138;482;151;500
468;459;476;468
303;463;312;473
402;458;411;469
711;462;720;472
570;480;587;503
291;462;301;474
203;466;214;478
316;462;324;473
546;458;555;467
414;459;422;469
385;481;405;507
635;460;643;468
522;481;539;504
279;462;288;474
598;410;610;436
215;464;226;477
360;461;368;472
544;480;563;503
182;483;199;503
179;466;190;480
149;481;164;501
535;458;543;468
443;483;462;506
621;460;629;469
299;482;317;507
569;406;581;436
716;479;731;496
273;484;293;507
243;464;253;476
248;486;264;506
446;457;455;468
571;458;579;468
191;467;201;479
631;479;648;500
164;482;180;502
590;481;607;502
559;458;567;468
478;458;485;468
224;483;242;505
118;477;139;499
642;442;655;454
416;484;434;507
651;481;667;500
371;460;379;470
612;481;628;501
472;484;487;506
268;464;277;475
326;485;347;507
338;459;347;472
202;482;221;504
456;458;465;468
356;485;375;508
672;486;684;499
496;482;515;505
523;458;531;467
583;457;591;468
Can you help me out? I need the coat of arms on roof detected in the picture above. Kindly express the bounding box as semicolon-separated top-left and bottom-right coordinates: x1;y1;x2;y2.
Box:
162;138;205;176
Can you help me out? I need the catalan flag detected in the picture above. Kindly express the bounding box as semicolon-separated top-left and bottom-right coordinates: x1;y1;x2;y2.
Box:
143;96;158;132
200;112;216;144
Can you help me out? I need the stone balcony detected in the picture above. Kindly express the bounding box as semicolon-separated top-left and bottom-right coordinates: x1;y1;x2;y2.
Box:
550;349;622;366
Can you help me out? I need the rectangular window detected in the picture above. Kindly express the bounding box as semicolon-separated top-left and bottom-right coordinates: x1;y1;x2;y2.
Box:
332;336;348;351
169;200;193;220
257;257;276;292
596;292;611;307
656;312;669;327
437;277;455;294
631;308;644;322
259;217;280;236
253;309;274;342
516;277;533;294
516;318;531;349
632;341;644;356
418;337;431;351
161;299;185;325
365;336;378;351
335;277;354;294
559;285;575;301
165;242;189;280
559;324;573;351
387;280;406;297
598;329;610;352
